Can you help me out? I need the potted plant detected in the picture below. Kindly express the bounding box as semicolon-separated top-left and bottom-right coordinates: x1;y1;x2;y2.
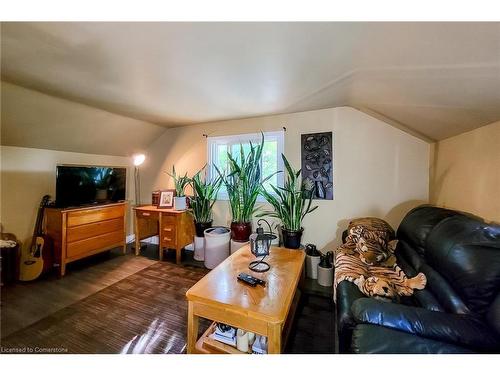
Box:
167;166;191;210
216;134;274;242
258;154;318;249
189;165;223;236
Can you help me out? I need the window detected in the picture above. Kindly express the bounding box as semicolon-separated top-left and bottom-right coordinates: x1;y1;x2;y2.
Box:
207;131;285;200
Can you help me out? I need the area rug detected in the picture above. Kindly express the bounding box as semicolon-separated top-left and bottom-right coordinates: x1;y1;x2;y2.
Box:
0;262;209;354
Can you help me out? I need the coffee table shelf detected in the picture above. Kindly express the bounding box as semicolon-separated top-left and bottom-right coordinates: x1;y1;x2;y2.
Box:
194;290;301;354
194;322;247;354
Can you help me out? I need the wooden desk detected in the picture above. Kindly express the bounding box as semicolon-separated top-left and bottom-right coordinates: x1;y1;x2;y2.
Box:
133;205;195;264
186;245;305;354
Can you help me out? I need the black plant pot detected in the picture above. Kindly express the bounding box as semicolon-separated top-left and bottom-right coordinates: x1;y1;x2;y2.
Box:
194;220;213;237
282;227;304;249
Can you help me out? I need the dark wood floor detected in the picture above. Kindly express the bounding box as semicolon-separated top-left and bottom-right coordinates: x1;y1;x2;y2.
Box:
1;244;335;354
1;248;155;338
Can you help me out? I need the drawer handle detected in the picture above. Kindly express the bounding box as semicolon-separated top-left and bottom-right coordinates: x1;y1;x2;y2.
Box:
142;212;151;217
164;227;172;232
164;237;172;242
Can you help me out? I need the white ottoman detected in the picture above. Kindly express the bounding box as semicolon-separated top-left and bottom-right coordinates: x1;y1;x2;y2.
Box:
204;227;230;269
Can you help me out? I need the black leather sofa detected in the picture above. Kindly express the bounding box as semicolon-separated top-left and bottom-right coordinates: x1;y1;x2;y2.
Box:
336;205;500;353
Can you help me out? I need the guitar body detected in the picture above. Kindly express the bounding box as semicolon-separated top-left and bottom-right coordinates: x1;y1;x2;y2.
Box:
19;237;44;281
19;195;54;282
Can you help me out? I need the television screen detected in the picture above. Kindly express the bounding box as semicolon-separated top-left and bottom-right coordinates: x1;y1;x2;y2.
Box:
56;165;127;208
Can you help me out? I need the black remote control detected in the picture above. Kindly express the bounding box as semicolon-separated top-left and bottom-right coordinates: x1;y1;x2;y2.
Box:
237;273;266;287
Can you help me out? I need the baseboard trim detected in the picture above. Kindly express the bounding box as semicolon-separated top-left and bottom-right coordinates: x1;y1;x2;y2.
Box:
126;234;159;245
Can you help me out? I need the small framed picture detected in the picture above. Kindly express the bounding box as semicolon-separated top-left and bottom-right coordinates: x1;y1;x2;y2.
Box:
157;189;175;209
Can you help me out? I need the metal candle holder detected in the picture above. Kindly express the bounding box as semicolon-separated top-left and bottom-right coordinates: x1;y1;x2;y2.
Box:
248;219;277;273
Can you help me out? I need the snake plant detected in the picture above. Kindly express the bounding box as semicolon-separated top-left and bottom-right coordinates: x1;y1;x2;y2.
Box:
167;165;191;197
189;166;223;223
215;133;275;224
258;154;318;231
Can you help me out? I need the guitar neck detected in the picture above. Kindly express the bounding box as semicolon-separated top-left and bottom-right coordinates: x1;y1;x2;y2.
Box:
31;197;49;249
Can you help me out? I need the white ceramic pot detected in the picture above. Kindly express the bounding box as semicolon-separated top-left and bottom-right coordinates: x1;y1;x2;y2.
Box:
230;239;249;254
204;226;230;269
193;236;205;261
317;265;334;287
306;254;321;279
174;196;187;210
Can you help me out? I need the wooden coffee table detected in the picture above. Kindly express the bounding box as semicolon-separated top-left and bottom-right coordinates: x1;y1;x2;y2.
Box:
186;244;305;354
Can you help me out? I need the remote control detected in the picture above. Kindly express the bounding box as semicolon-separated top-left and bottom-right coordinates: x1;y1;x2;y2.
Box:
237;273;266;287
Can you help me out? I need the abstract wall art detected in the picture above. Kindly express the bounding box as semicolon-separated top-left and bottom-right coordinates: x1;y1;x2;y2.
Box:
301;131;333;200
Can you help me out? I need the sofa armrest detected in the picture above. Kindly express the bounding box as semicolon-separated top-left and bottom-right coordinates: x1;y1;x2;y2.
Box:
351;324;475;354
351;298;499;351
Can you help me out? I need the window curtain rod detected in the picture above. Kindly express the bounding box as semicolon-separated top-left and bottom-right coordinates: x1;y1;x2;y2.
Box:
202;126;286;138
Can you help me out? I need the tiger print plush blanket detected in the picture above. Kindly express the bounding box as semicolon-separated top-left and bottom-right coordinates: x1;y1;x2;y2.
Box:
333;217;426;301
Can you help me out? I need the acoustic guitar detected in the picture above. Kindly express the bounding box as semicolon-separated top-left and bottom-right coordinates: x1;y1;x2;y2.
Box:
19;195;53;281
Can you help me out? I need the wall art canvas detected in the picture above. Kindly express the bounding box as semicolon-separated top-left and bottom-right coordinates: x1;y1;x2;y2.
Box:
301;132;333;200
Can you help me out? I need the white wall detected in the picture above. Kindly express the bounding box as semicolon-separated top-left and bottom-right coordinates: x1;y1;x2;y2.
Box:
0;146;135;250
142;107;430;250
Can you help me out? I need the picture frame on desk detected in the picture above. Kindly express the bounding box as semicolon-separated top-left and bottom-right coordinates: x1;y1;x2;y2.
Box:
158;189;175;209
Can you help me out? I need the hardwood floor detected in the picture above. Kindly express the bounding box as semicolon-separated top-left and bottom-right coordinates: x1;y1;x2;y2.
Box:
1;244;336;353
1;260;209;353
1;247;155;338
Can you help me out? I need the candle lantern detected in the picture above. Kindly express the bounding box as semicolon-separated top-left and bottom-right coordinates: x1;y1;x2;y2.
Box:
248;219;277;273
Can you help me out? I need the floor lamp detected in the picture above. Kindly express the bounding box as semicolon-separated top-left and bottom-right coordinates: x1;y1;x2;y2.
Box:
133;154;146;252
133;154;146;206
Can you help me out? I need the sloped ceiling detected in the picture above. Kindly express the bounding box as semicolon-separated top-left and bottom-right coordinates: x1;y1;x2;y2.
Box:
1;22;500;147
1;82;166;156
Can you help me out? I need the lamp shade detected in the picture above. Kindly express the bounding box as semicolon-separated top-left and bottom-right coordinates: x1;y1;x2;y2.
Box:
133;154;146;166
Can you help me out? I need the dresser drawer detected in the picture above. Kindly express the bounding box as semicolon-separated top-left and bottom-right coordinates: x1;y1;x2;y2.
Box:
161;232;177;249
66;230;124;260
67;218;124;243
162;214;176;225
162;224;176;236
136;210;159;221
67;205;125;227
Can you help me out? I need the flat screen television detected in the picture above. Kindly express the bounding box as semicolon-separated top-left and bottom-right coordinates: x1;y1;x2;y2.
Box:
56;165;127;208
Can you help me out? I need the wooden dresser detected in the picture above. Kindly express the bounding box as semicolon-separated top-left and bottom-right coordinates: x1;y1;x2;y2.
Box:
134;205;195;264
45;202;127;277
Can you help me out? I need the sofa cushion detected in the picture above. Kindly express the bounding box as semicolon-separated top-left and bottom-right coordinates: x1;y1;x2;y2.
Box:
395;246;444;311
426;215;500;315
397;206;459;256
420;263;470;314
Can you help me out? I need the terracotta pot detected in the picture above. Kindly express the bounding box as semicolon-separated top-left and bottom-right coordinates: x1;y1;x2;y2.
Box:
230;221;252;242
282;227;303;249
194;220;212;237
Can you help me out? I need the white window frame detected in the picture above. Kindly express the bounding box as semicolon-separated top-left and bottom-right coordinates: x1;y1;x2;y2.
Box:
207;131;285;201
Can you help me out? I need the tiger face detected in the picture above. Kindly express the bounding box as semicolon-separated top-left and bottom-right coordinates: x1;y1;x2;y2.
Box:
359;276;398;300
355;237;390;265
